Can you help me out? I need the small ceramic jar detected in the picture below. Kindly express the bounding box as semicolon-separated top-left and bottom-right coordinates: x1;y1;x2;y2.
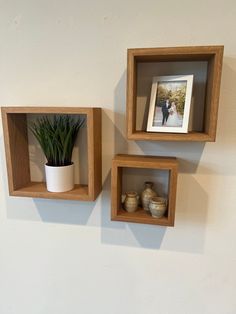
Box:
149;197;167;218
141;181;157;211
124;191;139;213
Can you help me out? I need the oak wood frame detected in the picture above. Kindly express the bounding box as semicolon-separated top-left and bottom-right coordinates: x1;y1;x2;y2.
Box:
1;106;102;201
126;45;224;142
111;154;178;226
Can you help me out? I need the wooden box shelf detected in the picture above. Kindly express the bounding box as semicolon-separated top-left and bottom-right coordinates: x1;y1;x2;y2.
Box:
1;106;101;201
111;154;178;226
126;45;224;142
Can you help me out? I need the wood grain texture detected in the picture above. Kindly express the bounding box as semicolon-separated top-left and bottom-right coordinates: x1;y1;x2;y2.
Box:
87;108;102;200
1;107;95;114
11;183;90;201
111;154;178;226
1;111;31;192
127;131;213;142
1;107;102;201
204;46;224;139
126;51;137;137
128;45;224;61
126;45;224;142
113;208;170;226
113;154;177;168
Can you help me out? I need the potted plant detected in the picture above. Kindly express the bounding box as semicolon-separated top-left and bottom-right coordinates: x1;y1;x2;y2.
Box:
30;115;84;192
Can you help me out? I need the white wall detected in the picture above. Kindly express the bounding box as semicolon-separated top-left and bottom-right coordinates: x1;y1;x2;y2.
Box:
1;1;236;313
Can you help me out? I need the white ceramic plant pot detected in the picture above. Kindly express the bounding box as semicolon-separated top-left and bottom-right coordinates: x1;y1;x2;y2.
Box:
45;163;74;192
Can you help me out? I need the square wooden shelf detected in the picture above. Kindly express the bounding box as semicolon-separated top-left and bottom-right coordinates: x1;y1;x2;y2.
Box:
126;45;224;142
1;106;101;201
111;154;178;226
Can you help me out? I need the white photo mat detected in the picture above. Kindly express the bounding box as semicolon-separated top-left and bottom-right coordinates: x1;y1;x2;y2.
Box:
146;75;194;133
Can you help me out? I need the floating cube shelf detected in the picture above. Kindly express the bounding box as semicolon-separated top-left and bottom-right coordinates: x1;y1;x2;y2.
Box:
126;45;224;142
1;107;101;201
111;154;178;226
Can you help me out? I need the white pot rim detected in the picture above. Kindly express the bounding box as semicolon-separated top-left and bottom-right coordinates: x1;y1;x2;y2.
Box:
45;162;74;168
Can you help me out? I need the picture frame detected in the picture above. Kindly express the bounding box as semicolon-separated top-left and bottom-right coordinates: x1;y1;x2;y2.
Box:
146;75;194;133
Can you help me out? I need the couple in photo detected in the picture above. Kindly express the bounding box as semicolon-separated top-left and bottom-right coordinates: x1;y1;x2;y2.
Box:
162;98;182;127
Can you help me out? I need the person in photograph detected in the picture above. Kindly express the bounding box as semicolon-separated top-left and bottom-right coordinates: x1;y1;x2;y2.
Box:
166;101;182;127
162;98;171;125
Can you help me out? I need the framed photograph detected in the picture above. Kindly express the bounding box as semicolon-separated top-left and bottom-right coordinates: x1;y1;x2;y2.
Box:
146;75;194;133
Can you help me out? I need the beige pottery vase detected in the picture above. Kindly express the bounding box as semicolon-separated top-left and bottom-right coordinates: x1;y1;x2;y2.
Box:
141;181;157;211
124;191;139;213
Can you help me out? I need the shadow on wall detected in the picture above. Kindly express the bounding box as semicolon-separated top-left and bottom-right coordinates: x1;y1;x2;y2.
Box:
101;72;166;249
99;151;208;254
135;140;206;174
160;174;208;253
204;58;236;176
95;74;167;249
99;75;166;250
102;108;128;177
100;171;167;250
0;117;97;225
34;199;97;225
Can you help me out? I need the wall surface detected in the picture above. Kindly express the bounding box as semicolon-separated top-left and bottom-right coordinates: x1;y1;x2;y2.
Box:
1;1;236;314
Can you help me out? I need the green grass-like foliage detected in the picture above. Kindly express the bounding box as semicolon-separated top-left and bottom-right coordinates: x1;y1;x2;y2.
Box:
30;115;84;167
